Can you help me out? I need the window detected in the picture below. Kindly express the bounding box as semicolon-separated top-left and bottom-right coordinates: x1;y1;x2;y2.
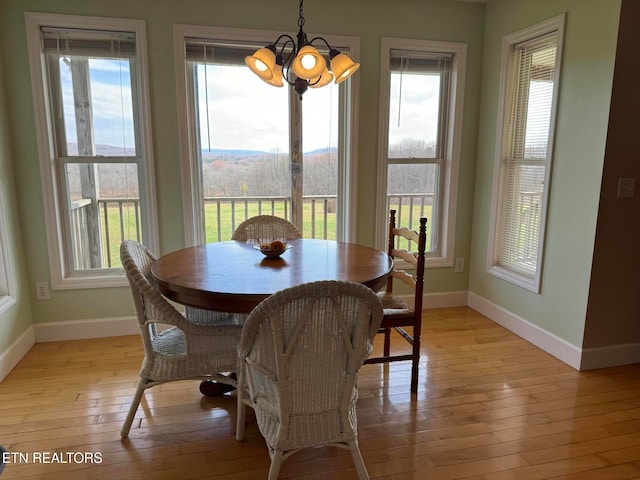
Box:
0;180;15;313
377;38;466;266
26;13;158;289
488;15;565;292
174;26;359;245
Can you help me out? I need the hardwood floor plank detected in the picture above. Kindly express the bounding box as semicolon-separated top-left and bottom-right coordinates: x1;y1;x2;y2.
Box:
481;454;609;480
547;463;640;480
2;307;640;479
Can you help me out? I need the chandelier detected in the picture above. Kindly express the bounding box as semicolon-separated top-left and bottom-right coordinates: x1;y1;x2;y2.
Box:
245;0;360;98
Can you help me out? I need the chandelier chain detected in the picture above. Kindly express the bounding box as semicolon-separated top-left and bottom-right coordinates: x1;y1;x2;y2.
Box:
298;0;305;30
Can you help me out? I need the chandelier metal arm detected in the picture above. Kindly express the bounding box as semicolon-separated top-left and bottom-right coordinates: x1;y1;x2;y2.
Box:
244;0;360;97
307;36;343;62
307;35;331;51
272;36;298;87
272;34;296;51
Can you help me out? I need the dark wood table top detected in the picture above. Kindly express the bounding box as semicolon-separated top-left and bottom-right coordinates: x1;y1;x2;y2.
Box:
151;238;393;314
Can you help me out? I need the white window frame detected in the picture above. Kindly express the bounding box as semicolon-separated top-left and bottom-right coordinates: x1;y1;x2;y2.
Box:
25;13;158;290
173;25;360;245
376;38;466;268
0;179;16;313
487;14;565;293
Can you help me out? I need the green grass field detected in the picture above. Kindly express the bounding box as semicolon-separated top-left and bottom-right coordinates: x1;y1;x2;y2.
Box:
203;202;337;243
95;200;432;268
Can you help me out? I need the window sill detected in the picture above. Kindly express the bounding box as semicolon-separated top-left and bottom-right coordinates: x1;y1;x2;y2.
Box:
393;256;453;271
0;295;16;314
53;272;128;291
488;265;540;293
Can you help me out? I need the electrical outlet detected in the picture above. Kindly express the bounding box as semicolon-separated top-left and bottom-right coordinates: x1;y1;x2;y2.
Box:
35;282;50;300
454;257;464;273
617;177;636;199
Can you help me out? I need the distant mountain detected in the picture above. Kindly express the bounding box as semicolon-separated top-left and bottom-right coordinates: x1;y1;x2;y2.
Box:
69;143;336;159
306;147;336;155
67;143;136;156
201;147;336;158
96;144;136;156
201;148;267;158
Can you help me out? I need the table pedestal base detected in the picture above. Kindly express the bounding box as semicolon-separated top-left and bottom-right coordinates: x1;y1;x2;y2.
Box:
199;374;237;396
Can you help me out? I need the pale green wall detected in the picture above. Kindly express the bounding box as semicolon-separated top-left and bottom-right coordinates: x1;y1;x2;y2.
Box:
469;0;621;347
0;0;484;326
0;50;33;352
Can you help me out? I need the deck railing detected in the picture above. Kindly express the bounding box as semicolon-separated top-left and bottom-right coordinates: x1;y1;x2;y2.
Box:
70;199;93;270
203;195;337;242
71;198;141;269
514;191;542;263
71;190;543;271
71;193;441;269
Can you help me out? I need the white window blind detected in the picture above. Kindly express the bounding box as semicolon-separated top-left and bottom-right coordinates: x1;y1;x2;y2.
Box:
490;15;564;291
41;27;137;57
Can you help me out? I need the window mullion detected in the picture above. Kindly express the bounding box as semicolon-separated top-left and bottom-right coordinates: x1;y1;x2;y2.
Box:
387;157;439;165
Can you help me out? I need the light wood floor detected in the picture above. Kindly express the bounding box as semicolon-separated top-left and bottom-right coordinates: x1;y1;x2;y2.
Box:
2;307;640;479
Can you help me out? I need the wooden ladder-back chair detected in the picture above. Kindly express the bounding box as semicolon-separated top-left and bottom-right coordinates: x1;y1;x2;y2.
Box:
231;215;302;243
120;240;243;437
236;280;383;480
364;209;427;394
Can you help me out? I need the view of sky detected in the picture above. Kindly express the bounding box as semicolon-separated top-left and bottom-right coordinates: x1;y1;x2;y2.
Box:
196;64;339;153
388;73;440;149
60;58;135;154
59;53;550;158
60;57;440;156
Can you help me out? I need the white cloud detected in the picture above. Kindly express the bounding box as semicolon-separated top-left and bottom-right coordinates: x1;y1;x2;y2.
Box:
197;65;338;153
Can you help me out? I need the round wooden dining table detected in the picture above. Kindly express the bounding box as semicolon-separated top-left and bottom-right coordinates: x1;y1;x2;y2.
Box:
151;238;393;314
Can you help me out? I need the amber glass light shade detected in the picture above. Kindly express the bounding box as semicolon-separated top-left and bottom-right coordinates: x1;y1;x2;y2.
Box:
330;52;360;84
291;45;325;80
266;63;284;87
309;66;333;89
245;46;277;81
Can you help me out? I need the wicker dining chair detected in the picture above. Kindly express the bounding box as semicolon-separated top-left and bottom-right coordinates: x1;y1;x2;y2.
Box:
364;210;427;394
119;240;243;437
185;215;299;353
231;215;302;243
235;280;383;480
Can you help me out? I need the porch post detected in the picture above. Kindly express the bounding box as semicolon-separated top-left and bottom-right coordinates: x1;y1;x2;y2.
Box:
70;57;103;268
289;88;303;230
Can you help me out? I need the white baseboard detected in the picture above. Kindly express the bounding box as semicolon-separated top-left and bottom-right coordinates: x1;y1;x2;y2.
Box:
580;343;640;370
23;293;467;345
33;316;139;343
8;293;636;378
424;291;468;308
391;291;469;309
0;327;35;382
467;292;583;369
